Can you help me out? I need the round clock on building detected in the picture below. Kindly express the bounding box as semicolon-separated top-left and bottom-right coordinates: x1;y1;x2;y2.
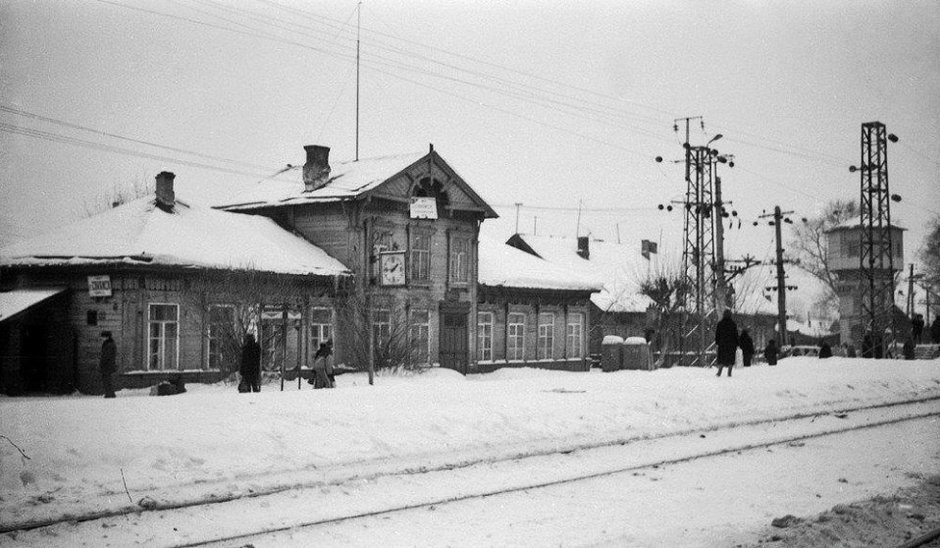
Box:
379;251;406;286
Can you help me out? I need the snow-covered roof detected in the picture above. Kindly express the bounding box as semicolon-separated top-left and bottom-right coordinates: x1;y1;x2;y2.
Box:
508;234;658;313
826;215;906;232
217;152;428;211
0;287;67;323
0;196;350;277
214;150;497;220
477;237;603;292
780;318;834;338
509;234;777;316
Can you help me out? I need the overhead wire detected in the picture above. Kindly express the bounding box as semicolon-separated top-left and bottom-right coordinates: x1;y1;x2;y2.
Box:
154;0;676;144
0;104;275;173
0;122;273;179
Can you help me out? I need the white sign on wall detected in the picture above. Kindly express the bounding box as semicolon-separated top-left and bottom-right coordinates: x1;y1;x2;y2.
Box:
87;275;112;297
410;196;438;219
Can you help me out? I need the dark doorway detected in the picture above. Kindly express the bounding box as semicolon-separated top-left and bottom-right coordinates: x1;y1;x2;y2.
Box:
21;324;48;392
439;312;468;373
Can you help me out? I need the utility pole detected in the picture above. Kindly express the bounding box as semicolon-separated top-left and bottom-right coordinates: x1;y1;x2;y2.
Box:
514;202;522;234
907;263;915;317
760;206;794;347
854;122;898;358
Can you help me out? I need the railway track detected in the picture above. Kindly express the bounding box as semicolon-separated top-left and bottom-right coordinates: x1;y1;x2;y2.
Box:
4;396;939;547
176;400;940;548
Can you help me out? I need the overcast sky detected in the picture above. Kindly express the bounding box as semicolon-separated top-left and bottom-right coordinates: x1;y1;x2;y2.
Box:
2;1;938;291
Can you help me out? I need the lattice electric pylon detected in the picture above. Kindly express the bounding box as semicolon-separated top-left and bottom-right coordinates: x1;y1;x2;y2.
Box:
858;121;897;357
680;146;718;366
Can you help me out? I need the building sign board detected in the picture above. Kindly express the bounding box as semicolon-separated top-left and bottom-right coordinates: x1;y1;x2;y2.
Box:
410;196;438;219
88;275;112;297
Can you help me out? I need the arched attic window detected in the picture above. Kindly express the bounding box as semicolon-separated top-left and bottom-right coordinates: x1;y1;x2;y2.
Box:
412;177;450;212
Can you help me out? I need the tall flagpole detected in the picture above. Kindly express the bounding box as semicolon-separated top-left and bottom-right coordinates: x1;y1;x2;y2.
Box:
355;1;361;161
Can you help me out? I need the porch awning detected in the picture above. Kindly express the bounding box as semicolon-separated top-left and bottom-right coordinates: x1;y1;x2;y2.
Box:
0;287;68;323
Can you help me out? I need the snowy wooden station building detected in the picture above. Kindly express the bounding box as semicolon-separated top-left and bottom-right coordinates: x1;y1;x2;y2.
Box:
0;145;602;395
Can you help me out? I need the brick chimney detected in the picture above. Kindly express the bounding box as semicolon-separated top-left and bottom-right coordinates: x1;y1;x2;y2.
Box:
577;236;590;260
303;145;331;192
155;171;175;210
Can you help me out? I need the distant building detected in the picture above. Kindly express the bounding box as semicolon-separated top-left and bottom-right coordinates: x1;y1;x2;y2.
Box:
505;233;777;364
825;216;905;347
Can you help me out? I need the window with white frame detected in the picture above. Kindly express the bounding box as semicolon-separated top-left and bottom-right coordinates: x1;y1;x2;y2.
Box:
373;308;391;352
410;232;430;282
148;303;179;370
409;308;430;365
310;307;333;352
537;312;555;360
477;311;494;361
566;312;584;359
508;312;526;360
450;236;470;284
207;304;235;370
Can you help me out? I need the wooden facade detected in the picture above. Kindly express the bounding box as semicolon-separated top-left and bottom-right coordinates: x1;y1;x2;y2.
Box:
0;266;336;395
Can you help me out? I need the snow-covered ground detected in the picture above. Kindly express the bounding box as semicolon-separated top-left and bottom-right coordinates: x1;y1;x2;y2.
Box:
1;356;939;544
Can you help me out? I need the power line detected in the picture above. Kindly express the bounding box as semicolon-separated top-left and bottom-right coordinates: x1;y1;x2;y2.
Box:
0;105;275;173
97;0;675;147
0;122;273;179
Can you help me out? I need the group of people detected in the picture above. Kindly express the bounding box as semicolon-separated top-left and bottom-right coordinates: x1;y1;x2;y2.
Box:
238;334;335;392
714;309;780;377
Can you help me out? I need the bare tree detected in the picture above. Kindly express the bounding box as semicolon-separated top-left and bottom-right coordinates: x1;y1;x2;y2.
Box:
637;261;689;366
920;214;940;294
83;173;154;217
789;199;858;311
196;266;308;385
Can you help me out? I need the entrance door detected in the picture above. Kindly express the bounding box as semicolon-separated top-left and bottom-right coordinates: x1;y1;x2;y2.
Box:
21;325;47;392
439;312;468;373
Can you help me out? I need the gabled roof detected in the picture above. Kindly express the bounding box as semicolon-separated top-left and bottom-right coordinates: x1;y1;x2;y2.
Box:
478;237;602;292
508;233;777;316
215;149;498;218
0;196;350;277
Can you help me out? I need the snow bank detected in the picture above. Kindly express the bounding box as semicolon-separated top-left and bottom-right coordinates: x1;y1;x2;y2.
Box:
1;357;938;528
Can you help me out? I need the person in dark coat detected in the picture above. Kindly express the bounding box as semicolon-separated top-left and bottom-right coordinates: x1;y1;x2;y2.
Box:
738;329;755;367
931;317;940;344
714;309;738;377
911;314;925;344
240;333;262;392
310;342;333;389
818;340;833;359
764;339;778;366
99;331;117;398
902;338;916;360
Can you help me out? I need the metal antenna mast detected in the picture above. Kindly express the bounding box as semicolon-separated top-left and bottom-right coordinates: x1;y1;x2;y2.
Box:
355;1;362;161
857;122;898;357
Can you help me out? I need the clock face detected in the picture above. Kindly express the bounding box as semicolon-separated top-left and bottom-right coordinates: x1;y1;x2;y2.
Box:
380;252;406;286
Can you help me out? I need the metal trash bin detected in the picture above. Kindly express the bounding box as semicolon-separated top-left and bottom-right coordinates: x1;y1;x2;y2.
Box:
601;335;624;372
622;337;653;370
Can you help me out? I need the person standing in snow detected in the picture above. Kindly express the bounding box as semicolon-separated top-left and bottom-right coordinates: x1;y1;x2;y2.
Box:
911;314;924;344
818;340;832;359
764;339;778;366
931;317;940;344
240;333;262;392
714;309;738;377
738;329;755;367
99;331;117;398
902;338;916;360
310;342;332;389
